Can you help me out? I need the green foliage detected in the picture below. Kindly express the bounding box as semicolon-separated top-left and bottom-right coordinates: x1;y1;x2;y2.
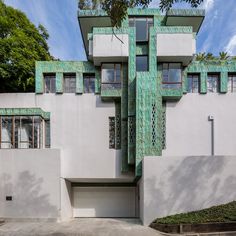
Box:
78;0;203;27
153;201;236;224
196;52;231;62
0;0;52;92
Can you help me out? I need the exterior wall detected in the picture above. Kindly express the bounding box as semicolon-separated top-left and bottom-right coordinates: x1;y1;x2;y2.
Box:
0;93;133;181
163;93;236;156
0;149;60;219
156;33;195;57
93;34;129;58
141;155;236;225
60;179;72;221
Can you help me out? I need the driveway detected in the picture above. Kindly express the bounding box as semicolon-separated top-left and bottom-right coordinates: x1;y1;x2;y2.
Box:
0;218;162;236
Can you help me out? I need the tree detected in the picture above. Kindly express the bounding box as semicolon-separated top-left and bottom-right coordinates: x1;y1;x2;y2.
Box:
219;51;230;60
0;0;53;92
79;0;204;27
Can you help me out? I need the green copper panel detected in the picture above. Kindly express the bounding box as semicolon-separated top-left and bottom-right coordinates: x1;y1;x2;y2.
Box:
220;71;228;93
156;26;193;34
56;72;63;94
200;72;207;93
76;72;83;94
167;9;205;17
0;108;50;120
35;61;98;94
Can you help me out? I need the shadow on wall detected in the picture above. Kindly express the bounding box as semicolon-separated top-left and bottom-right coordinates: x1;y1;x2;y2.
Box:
145;156;236;222
1;171;58;218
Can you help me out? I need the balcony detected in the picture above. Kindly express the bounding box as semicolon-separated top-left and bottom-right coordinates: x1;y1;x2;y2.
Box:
156;27;196;66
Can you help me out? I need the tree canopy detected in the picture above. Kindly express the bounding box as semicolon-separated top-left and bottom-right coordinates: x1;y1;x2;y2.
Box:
79;0;204;27
0;0;53;92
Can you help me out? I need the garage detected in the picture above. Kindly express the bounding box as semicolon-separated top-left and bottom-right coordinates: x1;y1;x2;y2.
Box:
73;186;136;217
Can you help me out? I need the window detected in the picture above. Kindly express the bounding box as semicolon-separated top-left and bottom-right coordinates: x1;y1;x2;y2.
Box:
0;116;49;149
101;64;121;90
207;74;220;93
187;74;200;93
129;17;153;42
228;73;236;92
64;73;76;93
83;74;95;93
162;63;182;89
136;56;148;72
44;73;56;93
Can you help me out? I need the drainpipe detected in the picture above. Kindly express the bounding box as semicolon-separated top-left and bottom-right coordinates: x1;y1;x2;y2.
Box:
208;115;215;156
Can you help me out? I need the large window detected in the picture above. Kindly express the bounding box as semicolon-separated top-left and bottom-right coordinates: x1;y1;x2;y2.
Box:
136;56;148;72
228;73;236;92
187;74;200;93
162;63;182;89
83;74;95;93
129;17;153;42
207;74;220;93
101;64;121;90
44;73;56;93
0;116;49;149
64;73;76;93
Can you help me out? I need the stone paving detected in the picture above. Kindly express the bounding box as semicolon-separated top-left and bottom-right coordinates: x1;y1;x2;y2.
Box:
0;218;162;236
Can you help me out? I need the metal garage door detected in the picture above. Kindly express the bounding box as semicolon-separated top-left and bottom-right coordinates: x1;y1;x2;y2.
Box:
73;187;136;217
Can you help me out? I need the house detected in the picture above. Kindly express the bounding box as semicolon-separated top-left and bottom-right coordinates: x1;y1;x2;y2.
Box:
0;7;236;225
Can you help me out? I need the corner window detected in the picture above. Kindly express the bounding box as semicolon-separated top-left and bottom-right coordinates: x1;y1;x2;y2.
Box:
207;74;220;93
187;74;200;93
129;17;153;42
136;56;148;72
83;74;95;93
44;73;56;93
162;63;182;89
101;64;121;90
0;116;49;149
228;73;236;92
64;73;76;93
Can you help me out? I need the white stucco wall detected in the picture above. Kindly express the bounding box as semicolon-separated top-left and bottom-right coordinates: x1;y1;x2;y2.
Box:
0;149;60;219
0;93;133;181
163;93;236;156
156;33;195;57
140;155;236;225
93;34;129;58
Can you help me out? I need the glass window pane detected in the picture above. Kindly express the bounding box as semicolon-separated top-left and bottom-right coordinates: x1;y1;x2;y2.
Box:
83;76;90;93
136;18;147;41
64;73;76;93
102;64;115;83
44;74;56;93
207;74;219;93
20;116;33;148
34;117;42;148
187;75;193;93
115;64;121;83
14;117;20;148
89;77;95;93
136;56;148;72
45;120;50;148
1;117;12;148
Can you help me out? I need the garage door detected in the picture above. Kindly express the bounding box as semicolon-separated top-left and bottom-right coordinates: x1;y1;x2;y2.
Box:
73;187;136;217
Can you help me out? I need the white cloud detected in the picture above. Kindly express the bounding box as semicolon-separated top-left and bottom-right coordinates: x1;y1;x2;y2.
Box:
201;0;215;12
224;34;236;55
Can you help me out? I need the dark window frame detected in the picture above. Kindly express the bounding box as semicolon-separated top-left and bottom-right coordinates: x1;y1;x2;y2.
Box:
136;55;149;72
0;115;48;149
101;63;122;90
228;73;236;93
44;73;56;93
83;73;96;93
63;73;76;93
162;63;182;89
187;73;200;93
207;73;220;93
129;16;154;42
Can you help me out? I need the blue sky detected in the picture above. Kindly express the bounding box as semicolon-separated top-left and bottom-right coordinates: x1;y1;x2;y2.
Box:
4;0;236;60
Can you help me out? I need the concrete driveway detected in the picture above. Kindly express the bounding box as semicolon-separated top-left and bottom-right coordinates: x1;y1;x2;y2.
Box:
0;218;162;236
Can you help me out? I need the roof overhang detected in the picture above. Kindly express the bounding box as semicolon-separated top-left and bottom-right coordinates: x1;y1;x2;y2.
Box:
166;9;205;33
78;10;111;56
